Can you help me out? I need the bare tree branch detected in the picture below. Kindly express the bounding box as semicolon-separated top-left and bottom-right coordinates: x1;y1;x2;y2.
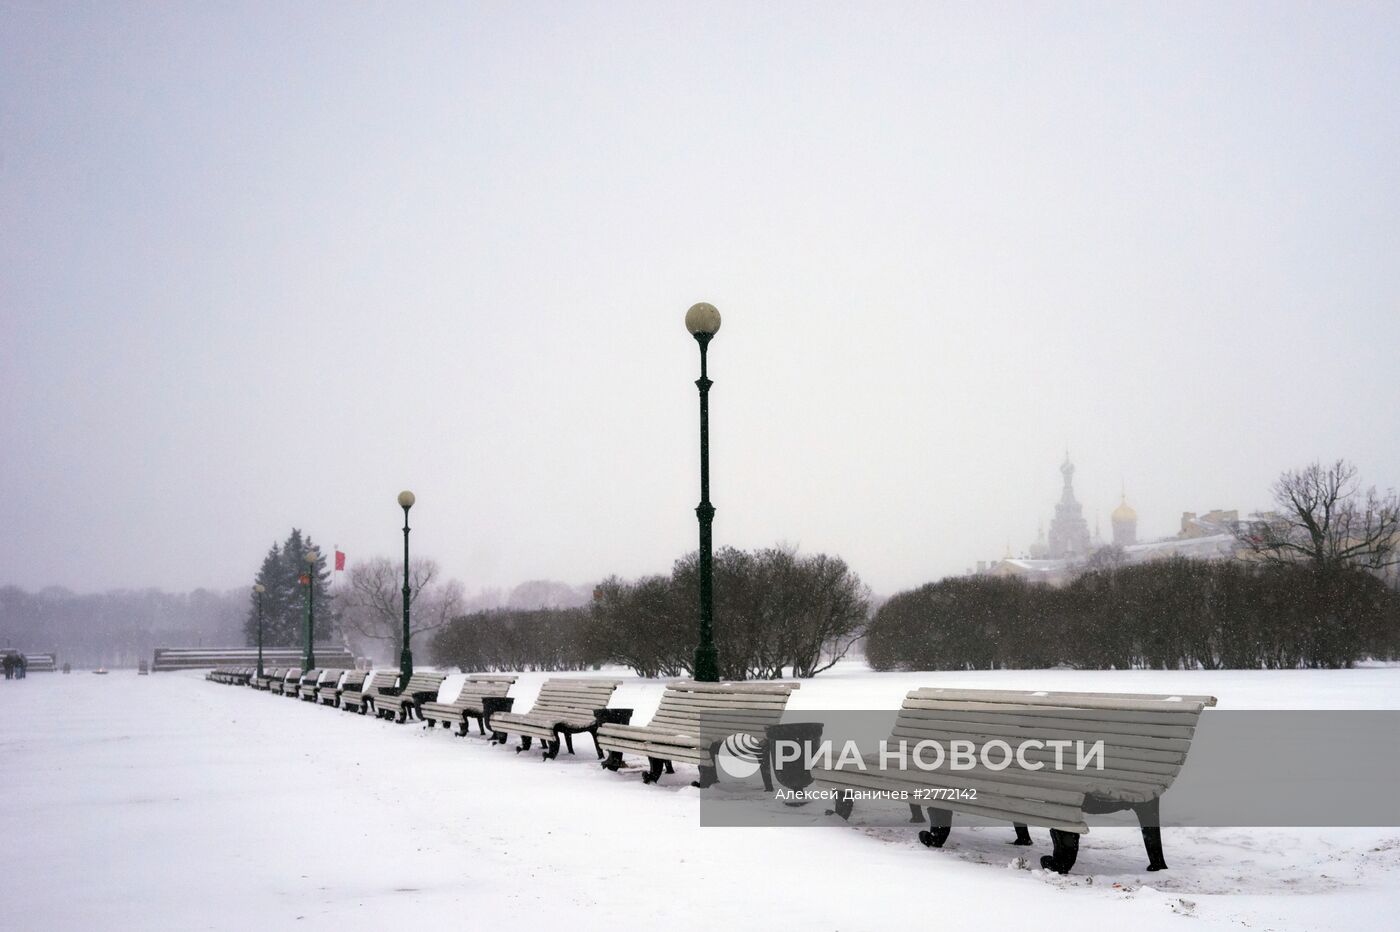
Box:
1238;459;1400;572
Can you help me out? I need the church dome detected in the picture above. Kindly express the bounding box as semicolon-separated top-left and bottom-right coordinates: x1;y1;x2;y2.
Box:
1112;497;1137;523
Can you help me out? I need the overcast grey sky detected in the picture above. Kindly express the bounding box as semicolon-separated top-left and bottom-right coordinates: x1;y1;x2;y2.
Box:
2;2;1397;597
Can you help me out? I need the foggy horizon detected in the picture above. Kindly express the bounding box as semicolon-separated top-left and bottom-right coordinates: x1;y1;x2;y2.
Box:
4;3;1398;599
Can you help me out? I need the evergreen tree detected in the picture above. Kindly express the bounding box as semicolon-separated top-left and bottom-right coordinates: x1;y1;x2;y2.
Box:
244;529;336;648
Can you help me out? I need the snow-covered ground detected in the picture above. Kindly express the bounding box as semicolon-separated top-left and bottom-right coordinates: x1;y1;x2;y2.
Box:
2;664;1397;931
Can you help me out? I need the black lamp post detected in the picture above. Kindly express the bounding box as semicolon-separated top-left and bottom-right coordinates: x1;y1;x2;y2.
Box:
685;302;722;682
302;550;318;672
254;583;265;679
398;490;415;679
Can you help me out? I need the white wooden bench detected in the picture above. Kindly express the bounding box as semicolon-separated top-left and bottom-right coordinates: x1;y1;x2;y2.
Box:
270;669;301;695
342;671;396;714
420;675;519;736
209;666;253;685
809;687;1217;873
251;667;284;691
368;671;447;723
301;669;342;701
320;670;365;707
597;681;800;786
488;679;624;759
289;668;322;699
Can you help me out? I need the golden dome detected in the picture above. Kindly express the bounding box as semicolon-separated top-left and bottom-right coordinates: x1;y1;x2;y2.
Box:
1112;496;1137;523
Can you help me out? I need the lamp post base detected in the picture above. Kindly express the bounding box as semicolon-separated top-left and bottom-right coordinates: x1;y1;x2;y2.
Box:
693;643;719;683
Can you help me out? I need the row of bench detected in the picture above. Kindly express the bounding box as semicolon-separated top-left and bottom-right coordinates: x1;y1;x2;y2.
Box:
205;665;1215;874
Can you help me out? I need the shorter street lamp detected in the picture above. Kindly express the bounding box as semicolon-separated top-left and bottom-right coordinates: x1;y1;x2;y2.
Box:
254;583;266;679
302;550;319;672
398;491;415;678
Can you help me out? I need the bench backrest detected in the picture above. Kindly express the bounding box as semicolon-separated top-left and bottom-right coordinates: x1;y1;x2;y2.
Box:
529;679;622;715
337;671;367;691
300;668;323;684
318;669;345;686
892;687;1217;800
449;674;517;705
280;670;301;683
357;671;398;695
649;681;801;739
393;671;446;697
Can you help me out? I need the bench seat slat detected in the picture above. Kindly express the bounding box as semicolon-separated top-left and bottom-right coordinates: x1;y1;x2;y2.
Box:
908;688;1217;714
891;717;1195;753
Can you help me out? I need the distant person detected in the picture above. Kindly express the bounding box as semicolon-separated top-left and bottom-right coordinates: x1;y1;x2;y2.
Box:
2;653;13;679
18;654;27;678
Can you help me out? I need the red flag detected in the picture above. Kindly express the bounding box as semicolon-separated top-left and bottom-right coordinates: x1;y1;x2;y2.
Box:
298;574;310;586
335;550;346;571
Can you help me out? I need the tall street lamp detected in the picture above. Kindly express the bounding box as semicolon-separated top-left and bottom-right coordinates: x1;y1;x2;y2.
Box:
685;301;721;682
302;550;318;672
398;490;415;679
254;583;266;679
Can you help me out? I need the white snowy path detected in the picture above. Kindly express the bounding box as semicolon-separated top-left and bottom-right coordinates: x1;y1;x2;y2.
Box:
2;666;1398;931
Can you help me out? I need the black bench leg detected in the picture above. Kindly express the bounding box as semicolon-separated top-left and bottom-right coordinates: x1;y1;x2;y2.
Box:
918;807;952;849
825;793;855;820
591;728;604;759
1134;799;1168;871
1012;822;1033;846
692;765;719;789
664;761;674;774
908;804;924;824
1041;829;1080;874
563;732;574;755
457;721;469;737
600;750;624;771
542;738;561;760
642;757;667;784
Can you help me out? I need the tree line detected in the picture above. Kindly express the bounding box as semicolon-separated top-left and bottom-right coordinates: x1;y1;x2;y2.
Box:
866;559;1399;671
0;584;244;668
430;545;871;679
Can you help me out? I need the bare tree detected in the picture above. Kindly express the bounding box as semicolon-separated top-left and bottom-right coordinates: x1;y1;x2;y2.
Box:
338;557;463;660
1238;460;1400;572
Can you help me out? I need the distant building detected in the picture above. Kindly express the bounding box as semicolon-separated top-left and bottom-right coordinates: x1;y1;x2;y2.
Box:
1111;494;1138;546
974;458;1246;586
1047;455;1091;558
1179;509;1241;538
